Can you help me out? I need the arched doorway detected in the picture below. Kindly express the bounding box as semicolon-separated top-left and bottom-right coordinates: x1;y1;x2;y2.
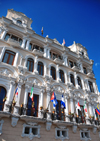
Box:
0;86;6;111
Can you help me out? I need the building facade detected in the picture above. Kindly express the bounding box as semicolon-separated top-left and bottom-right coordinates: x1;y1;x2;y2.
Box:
0;9;100;141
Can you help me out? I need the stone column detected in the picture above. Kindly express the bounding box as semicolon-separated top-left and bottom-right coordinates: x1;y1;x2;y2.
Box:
64;71;67;84
13;82;23;115
4;81;15;112
65;96;70;122
79;62;83;73
92;104;96;120
93;82;97;94
13;52;19;67
23;85;29;115
63;56;68;66
81;78;85;90
88;103;93;117
74;99;78;115
44;47;47;57
0;47;5;62
21;38;26;49
47;49;50;59
26;40;31;50
56;64;59;82
1;30;7;40
85;101;91;124
39;89;44;118
70;98;74;114
74;72;78;88
34;56;38;74
46;90;51;120
44;63;47;76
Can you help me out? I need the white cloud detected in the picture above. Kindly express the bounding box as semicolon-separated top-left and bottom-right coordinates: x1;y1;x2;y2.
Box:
95;63;100;67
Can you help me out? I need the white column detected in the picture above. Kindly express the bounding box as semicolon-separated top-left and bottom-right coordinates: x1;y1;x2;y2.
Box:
56;64;59;82
65;96;69;115
47;49;50;59
0;47;5;62
85;101;89;118
13;52;19;67
34;56;38;74
64;56;68;66
88;103;93;117
81;78;85;90
1;30;7;40
44;47;47;57
79;62;83;73
93;82;97;93
23;85;29;106
64;71;67;84
74;99;78;115
16;84;22;106
70;98;74;113
47;91;51;112
39;89;44;108
44;63;47;76
26;40;30;50
6;81;15;103
74;72;78;88
21;38;26;48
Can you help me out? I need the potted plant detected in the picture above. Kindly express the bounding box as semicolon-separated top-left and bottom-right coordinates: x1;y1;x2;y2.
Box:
91;116;94;120
84;114;86;117
32;102;35;108
61;108;63;114
3;96;7;102
40;106;43;110
89;115;92;119
68;110;71;115
20;103;23;108
46;108;49;112
12;100;16;106
96;117;98;121
71;113;74;117
52;108;55;114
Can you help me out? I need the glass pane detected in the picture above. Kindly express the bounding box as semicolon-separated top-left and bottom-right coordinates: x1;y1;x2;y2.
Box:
0;87;6;111
3;53;9;63
32;128;38;135
11;35;18;41
40;66;43;75
29;44;32;51
62;131;67;137
24;127;30;134
27;96;32;116
8;55;14;65
30;62;33;72
5;34;10;41
34;95;38;117
17;20;22;24
38;64;40;74
19;39;22;46
27;61;30;71
57;130;60;137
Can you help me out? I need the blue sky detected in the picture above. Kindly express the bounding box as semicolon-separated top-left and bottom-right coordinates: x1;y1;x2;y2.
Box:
0;0;100;90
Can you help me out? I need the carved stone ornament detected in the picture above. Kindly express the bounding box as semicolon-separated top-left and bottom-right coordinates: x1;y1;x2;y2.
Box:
46;122;52;131
93;127;97;134
11;117;19;127
26;122;37;126
0;69;12;77
0;120;4;135
72;125;77;133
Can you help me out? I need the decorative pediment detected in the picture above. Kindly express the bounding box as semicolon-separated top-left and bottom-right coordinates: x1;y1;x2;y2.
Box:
27;78;41;86
0;68;15;77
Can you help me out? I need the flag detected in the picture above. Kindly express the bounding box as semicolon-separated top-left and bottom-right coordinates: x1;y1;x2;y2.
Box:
51;92;57;107
61;95;66;109
83;101;87;113
41;27;43;35
76;101;81;111
96;104;100;115
30;85;34;101
63;39;65;46
15;85;19;99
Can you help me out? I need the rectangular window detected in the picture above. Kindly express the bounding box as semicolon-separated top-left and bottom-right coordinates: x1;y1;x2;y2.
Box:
56;128;69;140
80;131;91;140
24;127;30;134
69;60;73;68
83;67;87;74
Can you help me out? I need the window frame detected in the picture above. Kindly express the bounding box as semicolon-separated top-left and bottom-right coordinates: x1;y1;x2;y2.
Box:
2;50;16;65
37;61;44;76
51;66;56;80
59;70;65;83
22;123;40;140
77;76;82;89
27;58;34;72
83;67;87;74
88;81;94;93
70;74;75;86
55;127;69;140
80;130;91;141
50;50;62;60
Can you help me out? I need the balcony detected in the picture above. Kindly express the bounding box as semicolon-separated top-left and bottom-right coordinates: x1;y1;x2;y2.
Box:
32;49;44;57
7;38;20;46
72;66;80;72
54;58;64;64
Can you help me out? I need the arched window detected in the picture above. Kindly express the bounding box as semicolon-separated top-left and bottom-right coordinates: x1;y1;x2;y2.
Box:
27;58;34;72
17;20;22;24
38;62;44;75
51;66;56;80
88;81;94;92
2;50;15;65
70;74;75;86
59;70;65;83
77;76;82;89
0;86;6;111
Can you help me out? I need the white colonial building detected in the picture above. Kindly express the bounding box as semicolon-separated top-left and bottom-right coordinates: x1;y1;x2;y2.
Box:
0;9;100;141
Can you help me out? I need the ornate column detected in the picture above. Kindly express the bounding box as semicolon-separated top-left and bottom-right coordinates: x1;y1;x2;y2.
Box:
22;85;29;115
0;47;5;62
85;100;91;124
13;78;24;115
34;56;38;74
44;47;47;57
56;64;59;82
74;72;78;88
88;102;93;117
70;98;74;114
46;87;51;120
63;56;68;66
21;38;26;49
4;81;15;112
65;95;70;122
47;49;50;59
13;52;19;67
39;89;44;118
92;104;96;120
26;39;31;50
64;71;67;84
1;30;7;40
93;82;97;94
44;63;47;76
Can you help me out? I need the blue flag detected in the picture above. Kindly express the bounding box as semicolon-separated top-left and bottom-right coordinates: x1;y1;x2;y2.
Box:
61;95;66;109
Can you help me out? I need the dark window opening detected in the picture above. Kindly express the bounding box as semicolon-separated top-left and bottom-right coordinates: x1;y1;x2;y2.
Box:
70;74;75;86
77;76;82;89
59;70;65;83
27;58;34;72
38;62;44;76
88;81;94;92
51;66;56;80
24;127;30;134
